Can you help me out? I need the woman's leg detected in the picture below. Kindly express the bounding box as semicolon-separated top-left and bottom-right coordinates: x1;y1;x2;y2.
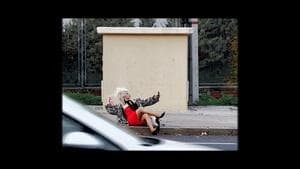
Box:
141;113;155;133
136;107;161;118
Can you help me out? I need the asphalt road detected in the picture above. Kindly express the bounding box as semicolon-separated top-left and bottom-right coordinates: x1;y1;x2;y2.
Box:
156;135;238;150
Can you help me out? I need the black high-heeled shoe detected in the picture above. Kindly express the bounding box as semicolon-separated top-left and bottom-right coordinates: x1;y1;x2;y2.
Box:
152;125;160;135
159;112;165;118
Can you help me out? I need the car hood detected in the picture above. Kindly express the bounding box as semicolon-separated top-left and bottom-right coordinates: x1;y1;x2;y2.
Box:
127;137;220;151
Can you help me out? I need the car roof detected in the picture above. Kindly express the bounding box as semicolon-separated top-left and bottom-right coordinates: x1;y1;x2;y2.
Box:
62;95;144;149
62;94;220;151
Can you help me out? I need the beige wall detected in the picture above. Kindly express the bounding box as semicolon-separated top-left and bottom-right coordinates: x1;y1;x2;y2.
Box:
100;28;191;112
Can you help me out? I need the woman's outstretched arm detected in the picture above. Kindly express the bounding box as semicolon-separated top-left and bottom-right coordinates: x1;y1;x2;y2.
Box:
135;91;160;107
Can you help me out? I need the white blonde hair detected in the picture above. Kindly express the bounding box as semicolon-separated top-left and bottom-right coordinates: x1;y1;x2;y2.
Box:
114;87;129;105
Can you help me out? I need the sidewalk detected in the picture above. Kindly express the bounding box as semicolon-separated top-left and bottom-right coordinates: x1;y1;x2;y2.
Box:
86;105;238;136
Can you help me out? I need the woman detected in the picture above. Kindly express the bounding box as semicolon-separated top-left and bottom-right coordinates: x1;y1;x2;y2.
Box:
106;87;165;135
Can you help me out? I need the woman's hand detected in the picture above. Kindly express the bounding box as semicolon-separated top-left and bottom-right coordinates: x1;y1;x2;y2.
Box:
107;97;115;106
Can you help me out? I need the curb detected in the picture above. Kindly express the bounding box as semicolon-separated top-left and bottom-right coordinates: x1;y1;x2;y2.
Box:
128;127;238;136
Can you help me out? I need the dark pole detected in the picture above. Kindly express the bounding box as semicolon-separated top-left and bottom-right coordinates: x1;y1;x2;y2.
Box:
83;19;87;87
81;18;84;88
77;19;81;86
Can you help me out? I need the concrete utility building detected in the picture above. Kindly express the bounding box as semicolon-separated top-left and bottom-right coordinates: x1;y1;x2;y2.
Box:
97;27;194;112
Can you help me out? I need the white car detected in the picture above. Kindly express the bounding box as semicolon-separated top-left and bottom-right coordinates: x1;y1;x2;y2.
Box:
62;95;219;151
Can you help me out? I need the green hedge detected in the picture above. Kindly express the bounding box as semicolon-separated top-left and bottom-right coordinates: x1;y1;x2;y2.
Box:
197;93;237;106
64;92;102;105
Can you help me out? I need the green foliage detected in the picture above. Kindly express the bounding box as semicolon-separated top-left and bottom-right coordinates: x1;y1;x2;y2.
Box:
226;36;238;84
65;92;102;105
62;18;181;85
62;18;238;86
62;19;80;84
198;18;238;83
62;18;132;85
140;18;154;27
197;93;237;105
136;18;178;27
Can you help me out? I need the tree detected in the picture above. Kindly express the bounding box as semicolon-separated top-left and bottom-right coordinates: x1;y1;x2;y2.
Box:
152;18;169;27
62;19;80;84
198;18;238;83
130;18;142;27
139;18;154;27
226;35;238;84
63;18;132;86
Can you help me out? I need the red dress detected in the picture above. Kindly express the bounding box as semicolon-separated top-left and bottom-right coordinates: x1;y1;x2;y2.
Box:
124;106;145;126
